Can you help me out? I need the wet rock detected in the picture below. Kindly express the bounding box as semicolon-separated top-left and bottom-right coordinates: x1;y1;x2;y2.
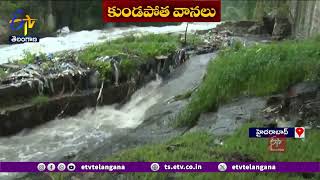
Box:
263;14;276;35
263;82;320;128
266;95;285;106
196;45;215;55
272;17;292;40
215;21;268;36
57;26;71;36
190;97;266;136
248;24;264;34
173;48;188;66
220;30;233;36
195;29;211;35
166;143;183;152
275;118;295;128
287;81;319;98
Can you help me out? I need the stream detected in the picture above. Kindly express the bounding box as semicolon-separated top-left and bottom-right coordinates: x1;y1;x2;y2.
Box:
0;23;272;179
0;23;218;180
0;22;220;64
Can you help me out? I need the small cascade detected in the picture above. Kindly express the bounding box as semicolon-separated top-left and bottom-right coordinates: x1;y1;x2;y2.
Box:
112;61;119;86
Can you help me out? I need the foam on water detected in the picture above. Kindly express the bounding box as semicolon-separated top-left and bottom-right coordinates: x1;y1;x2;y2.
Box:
0;77;162;164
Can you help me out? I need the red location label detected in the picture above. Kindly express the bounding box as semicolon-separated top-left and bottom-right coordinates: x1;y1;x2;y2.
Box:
295;127;304;137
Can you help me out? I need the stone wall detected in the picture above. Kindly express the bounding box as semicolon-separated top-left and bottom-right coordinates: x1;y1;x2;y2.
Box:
256;0;320;38
290;0;320;38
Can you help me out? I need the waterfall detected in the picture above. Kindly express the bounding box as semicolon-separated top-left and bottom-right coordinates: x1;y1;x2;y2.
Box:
112;62;119;86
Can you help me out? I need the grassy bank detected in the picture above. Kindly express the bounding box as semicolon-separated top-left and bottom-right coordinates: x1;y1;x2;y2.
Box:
104;123;319;180
50;123;320;180
17;33;201;81
78;34;181;79
176;36;320;128
79;33;200;80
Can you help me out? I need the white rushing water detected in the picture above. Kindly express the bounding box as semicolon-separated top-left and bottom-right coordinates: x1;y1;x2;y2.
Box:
0;77;162;163
0;77;162;180
0;22;220;64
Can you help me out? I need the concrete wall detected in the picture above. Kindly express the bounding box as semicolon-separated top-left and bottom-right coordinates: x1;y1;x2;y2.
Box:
290;0;320;38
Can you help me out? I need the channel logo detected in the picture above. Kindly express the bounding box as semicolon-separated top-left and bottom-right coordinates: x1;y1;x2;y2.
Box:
8;9;39;44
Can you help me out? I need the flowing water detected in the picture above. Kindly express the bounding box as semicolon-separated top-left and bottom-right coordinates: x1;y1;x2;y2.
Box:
0;23;218;179
0;77;162;179
0;22;220;64
0;52;215;180
0;77;162;161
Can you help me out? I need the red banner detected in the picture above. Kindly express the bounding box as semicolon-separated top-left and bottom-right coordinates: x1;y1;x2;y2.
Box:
102;0;221;22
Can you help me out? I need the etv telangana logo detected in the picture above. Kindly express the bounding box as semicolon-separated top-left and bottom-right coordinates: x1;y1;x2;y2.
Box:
8;9;39;44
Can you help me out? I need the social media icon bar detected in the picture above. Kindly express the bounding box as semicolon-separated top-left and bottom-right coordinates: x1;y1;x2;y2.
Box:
67;163;76;171
295;127;305;138
57;163;66;171
47;163;56;171
218;163;227;172
150;163;160;172
37;163;46;171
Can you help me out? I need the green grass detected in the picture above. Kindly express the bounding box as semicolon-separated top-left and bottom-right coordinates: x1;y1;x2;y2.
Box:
0;68;7;79
78;33;201;80
101;123;320;180
172;87;197;101
13;33;202;81
30;95;50;105
106;122;320;161
18;51;48;65
176;36;320;128
78;34;180;80
50;122;320;180
18;51;37;65
79;33;181;63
